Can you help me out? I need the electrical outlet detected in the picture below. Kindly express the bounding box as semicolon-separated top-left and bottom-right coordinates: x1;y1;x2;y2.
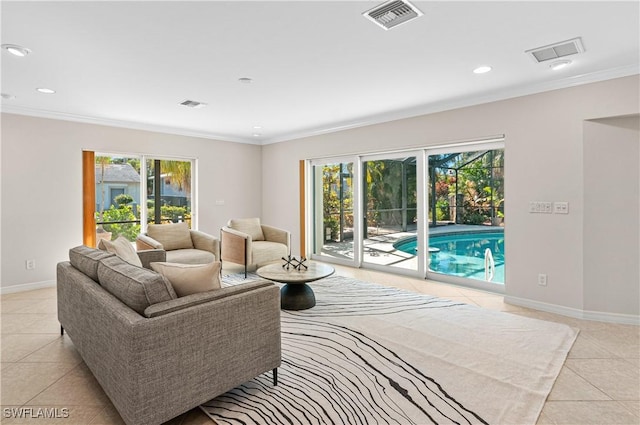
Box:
538;273;547;286
553;201;569;214
25;259;36;270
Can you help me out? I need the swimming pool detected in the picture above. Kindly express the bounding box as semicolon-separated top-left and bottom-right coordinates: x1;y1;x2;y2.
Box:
394;231;505;284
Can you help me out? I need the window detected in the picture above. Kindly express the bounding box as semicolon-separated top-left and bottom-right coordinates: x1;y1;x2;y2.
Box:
144;158;194;227
83;151;196;246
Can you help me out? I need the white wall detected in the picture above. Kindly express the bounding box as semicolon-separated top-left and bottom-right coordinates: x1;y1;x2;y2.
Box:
261;75;640;320
2;76;638;320
0;114;262;290
583;116;639;316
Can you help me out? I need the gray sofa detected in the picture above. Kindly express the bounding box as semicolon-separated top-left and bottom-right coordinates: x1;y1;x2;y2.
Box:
57;245;281;425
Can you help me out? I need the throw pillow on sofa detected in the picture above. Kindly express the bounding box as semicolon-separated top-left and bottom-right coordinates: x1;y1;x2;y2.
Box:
150;261;221;297
99;236;143;268
97;255;177;314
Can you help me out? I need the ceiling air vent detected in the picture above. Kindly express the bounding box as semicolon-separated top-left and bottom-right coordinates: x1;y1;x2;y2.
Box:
363;0;423;30
525;37;585;63
179;99;207;109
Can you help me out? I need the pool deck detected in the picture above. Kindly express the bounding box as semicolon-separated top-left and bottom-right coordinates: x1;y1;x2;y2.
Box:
321;224;504;269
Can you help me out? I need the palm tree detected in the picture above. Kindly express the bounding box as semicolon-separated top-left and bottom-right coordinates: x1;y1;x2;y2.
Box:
161;160;191;195
96;156;111;223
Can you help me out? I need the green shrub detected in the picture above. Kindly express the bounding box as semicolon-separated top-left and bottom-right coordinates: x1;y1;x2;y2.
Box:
99;205;140;241
114;194;134;206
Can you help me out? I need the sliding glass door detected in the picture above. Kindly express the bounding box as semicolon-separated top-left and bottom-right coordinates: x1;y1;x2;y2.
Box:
306;140;504;291
426;145;505;289
310;159;358;266
361;152;421;273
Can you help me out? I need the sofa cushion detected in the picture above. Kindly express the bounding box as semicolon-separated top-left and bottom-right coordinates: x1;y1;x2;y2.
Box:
97;256;177;315
150;261;221;297
99;236;143;268
229;218;265;241
147;222;194;251
69;245;115;282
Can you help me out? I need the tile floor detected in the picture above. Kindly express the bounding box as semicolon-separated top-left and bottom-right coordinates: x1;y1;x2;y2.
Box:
1;264;638;425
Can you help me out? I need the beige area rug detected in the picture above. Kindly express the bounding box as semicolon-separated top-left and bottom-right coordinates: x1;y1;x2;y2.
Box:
201;274;577;425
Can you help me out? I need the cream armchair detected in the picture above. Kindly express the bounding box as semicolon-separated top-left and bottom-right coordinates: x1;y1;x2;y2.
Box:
221;218;290;277
136;222;219;265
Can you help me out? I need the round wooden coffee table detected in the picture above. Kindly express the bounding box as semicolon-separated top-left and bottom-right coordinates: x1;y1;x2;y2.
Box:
256;262;335;310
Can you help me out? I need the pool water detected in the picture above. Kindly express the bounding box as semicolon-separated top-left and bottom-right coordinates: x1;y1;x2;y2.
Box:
394;232;505;284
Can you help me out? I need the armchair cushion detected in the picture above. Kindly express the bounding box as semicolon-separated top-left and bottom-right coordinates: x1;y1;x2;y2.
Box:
99;236;143;268
252;241;288;266
150;261;221;297
147;222;194;251
166;249;216;265
97;255;177;315
229;218;265;241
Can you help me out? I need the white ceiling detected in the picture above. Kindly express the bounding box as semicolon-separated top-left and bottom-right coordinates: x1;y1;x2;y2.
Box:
1;1;638;145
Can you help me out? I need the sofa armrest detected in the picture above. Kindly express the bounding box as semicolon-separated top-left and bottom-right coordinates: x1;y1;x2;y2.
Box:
221;226;252;264
136;234;163;250
144;280;272;318
136;249;166;269
190;230;220;261
261;224;290;250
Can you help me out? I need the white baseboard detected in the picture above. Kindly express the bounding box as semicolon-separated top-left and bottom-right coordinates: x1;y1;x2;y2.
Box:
504;295;640;326
0;280;56;295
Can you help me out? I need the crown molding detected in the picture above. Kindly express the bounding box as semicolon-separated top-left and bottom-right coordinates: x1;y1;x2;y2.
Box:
262;64;640;145
2;64;638;146
0;105;261;145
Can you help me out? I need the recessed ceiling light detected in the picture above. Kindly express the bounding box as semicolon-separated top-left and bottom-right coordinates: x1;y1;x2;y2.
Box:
253;133;261;137
2;44;31;57
238;77;253;84
253;125;262;130
1;93;16;100
36;87;56;94
473;66;492;74
549;60;572;70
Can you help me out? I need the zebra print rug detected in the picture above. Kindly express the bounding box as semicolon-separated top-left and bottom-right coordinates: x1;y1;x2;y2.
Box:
200;274;577;425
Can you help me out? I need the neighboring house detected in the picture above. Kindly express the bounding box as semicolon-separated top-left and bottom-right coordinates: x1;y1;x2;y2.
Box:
95;163;141;212
147;173;190;208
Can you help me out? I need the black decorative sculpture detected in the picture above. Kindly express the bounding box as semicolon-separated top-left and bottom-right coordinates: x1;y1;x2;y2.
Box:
282;255;308;271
